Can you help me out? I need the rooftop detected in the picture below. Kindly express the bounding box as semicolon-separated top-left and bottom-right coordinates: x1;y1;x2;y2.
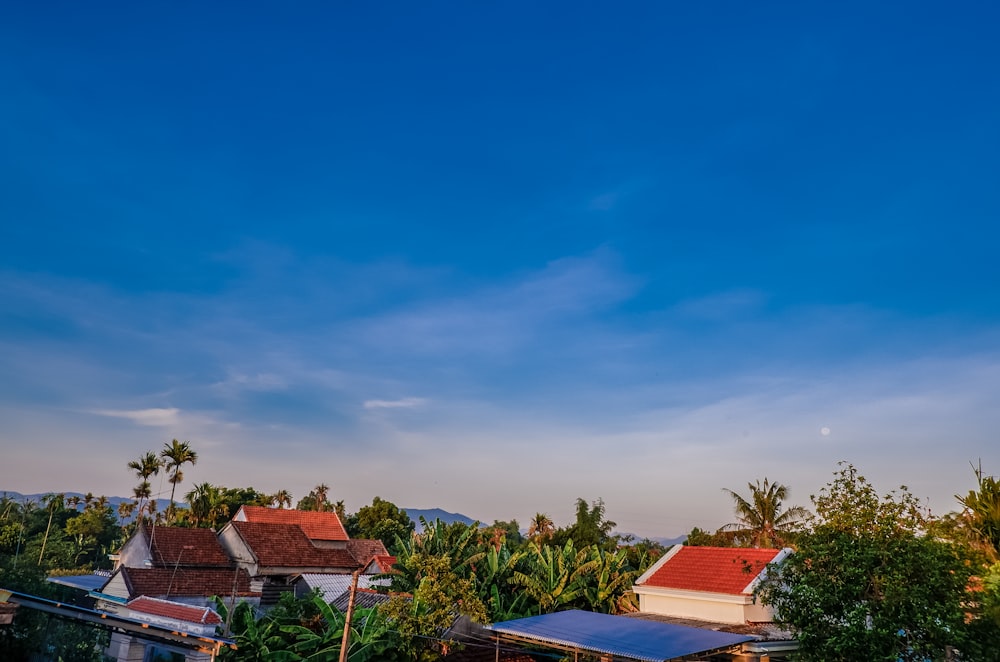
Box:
637;546;784;596
236;505;349;541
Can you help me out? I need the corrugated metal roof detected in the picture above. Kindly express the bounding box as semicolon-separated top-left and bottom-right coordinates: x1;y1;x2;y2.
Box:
489;610;753;662
296;573;389;600
47;573;111;592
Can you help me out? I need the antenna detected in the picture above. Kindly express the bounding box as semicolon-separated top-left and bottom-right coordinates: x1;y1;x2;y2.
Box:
166;545;194;598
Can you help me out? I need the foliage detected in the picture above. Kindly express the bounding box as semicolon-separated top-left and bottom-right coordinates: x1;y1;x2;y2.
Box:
722;477;808;548
379;553;487;660
488;519;523;547
472;540;528;622
685;526;736;547
510;540;598;614
185;482;230;528
160;439;198;522
296;484;334;512
757;463;976;661
550;498;618;550
0;560;109;661
127;451;162;526
349;497;415;555
956;461;1000;561
526;513;554;543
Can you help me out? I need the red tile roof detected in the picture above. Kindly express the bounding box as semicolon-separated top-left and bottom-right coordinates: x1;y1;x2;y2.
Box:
237;506;349;541
120;566;257;598
368;554;397;574
345;539;390;567
640;546;783;595
232;521;359;570
143;525;233;568
127;596;222;625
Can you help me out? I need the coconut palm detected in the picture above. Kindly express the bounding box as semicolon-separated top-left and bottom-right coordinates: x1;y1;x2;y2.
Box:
160;439;198;522
722;478;808;548
527;512;555;541
37;492;65;565
127;451;161;524
185;482;229;528
270;489;293;509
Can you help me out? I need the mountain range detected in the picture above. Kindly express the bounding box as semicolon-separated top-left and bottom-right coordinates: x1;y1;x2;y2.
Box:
1;491;684;545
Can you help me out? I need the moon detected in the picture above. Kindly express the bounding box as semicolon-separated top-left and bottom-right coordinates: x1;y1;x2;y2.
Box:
820;426;831;436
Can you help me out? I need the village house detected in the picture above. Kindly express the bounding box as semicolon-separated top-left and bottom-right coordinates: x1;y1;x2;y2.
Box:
58;507;393;662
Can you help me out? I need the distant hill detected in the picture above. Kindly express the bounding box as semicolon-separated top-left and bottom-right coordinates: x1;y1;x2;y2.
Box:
2;492;686;543
402;507;478;532
1;491;172;518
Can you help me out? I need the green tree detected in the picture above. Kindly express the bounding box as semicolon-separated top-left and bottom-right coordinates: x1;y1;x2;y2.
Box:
160;439;198;521
722;477;807;548
757;463;976;661
185;482;229;528
551;498;617;550
685;526;735;547
351;496;415;554
296;484;334;512
64;498;118;567
379;553;487;660
489;519;524;547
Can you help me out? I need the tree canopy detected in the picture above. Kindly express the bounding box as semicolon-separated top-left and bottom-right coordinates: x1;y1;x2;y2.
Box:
757;463;980;661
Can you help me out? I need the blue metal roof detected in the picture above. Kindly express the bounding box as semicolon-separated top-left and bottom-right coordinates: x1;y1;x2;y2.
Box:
489;610;754;662
47;573;110;593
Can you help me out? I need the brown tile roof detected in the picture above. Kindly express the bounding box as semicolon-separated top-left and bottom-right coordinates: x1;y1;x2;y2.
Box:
127;596;222;625
345;539;389;567
232;521;359;571
120;566;257;599
237;506;349;541
639;546;783;595
143;525;233;568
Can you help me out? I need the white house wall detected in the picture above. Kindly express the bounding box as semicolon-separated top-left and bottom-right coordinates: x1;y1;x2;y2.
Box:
635;587;774;625
638;592;744;624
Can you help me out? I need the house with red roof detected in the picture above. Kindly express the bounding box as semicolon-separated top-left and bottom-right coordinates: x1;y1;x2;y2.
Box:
632;545;790;625
232;505;350;548
218;505;392;605
98;524;259;610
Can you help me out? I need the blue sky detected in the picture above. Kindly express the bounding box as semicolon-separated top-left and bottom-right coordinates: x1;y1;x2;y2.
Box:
1;2;998;537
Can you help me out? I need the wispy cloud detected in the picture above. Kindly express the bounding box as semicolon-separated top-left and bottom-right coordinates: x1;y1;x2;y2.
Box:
363;397;427;410
91;407;181;427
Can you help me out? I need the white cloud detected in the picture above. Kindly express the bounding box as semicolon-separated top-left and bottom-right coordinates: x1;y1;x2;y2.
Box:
91;407;181;427
363;397;427;410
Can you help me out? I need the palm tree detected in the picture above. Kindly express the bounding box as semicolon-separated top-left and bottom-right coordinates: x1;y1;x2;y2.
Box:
270;489;292;509
723;478;808;548
956;462;1000;561
527;512;555;541
117;501;136;531
38;492;65;565
160;439;198;522
185;482;229;528
127;451;162;523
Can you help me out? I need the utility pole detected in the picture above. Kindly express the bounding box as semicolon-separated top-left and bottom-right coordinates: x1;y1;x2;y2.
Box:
338;569;361;662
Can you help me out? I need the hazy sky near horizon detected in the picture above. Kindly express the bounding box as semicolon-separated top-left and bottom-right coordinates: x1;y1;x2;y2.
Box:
2;2;999;537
